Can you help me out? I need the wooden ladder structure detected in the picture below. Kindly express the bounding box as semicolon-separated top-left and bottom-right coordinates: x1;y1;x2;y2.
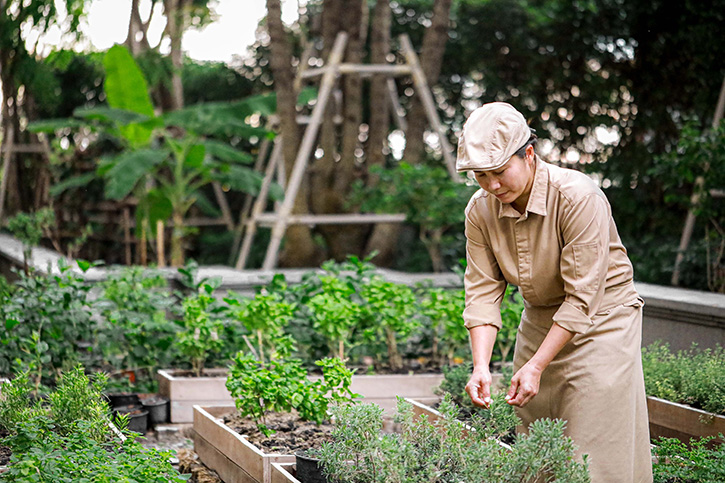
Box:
235;32;458;270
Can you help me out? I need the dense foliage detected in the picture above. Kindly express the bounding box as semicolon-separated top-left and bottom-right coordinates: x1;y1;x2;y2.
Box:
642;342;725;415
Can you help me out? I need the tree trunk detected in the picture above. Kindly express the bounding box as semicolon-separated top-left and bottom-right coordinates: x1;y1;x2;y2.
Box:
401;0;452;165
364;0;400;266
311;0;369;261
125;0;152;55
164;0;184;110
266;0;318;266
170;208;185;266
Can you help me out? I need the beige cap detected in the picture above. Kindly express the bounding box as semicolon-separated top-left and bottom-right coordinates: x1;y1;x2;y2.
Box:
456;102;531;172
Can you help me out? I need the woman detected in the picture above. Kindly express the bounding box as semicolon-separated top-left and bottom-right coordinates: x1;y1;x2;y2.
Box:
458;102;652;482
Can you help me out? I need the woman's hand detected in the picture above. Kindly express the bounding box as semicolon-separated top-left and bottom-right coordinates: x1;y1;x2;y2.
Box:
466;367;494;408
506;362;542;407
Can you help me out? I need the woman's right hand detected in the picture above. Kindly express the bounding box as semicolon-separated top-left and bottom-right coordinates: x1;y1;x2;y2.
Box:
465;367;493;408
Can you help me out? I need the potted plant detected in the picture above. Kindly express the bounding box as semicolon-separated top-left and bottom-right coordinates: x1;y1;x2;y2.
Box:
158;280;234;422
642;342;725;442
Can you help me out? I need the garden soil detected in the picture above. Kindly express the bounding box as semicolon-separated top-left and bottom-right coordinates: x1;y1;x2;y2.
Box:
223;410;335;454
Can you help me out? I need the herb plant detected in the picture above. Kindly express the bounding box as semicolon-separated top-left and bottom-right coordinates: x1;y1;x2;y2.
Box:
226;353;358;436
177;282;225;377
318;395;590;482
5;208;55;274
642;342;725;415
307;275;361;361
419;287;468;366
359;276;418;371
652;435;725;482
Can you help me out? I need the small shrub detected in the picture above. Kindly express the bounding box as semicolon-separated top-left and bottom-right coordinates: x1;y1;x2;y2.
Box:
177;282;225;377
652;435;725;482
226;353;358;436
642;342;725;414
318;394;590;482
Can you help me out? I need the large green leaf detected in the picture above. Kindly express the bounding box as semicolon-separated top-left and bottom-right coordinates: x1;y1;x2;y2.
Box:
50;172;96;197
73;107;151;126
185;143;206;169
162;103;270;139
103;45;154;116
103;45;155;147
203;140;254;164
104;148;169;200
212;165;262;195
27;118;84;133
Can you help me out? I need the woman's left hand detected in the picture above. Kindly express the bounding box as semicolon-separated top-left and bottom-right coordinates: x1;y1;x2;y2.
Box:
506;362;542;407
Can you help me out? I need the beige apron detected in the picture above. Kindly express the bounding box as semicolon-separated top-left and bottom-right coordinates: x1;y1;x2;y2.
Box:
514;298;652;483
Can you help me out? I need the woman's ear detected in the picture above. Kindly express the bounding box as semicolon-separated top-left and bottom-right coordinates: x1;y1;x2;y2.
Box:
525;144;535;163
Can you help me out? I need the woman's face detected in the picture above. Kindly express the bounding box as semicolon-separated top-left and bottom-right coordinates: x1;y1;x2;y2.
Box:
472;146;536;212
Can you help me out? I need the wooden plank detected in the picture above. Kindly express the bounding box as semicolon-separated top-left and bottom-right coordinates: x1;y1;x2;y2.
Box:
262;32;349;270
194;434;258;483
301;64;413;78
399;34;460;181
0;124;14;223
255;212;406;227
236;137;284;269
0;143;46;154
387;78;408;131
194;406;296;483
271;463;299;483
647;396;725;443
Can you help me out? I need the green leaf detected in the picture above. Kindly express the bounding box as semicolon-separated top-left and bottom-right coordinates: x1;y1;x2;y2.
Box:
76;260;92;272
5;318;20;330
73;107;150;125
50;173;96;197
203;140;254;164
144;189;174;228
103;45;155;147
104;149;169;200
103;45;154;116
27;118;84;133
211;166;262;195
297;86;318;106
185;143;206;169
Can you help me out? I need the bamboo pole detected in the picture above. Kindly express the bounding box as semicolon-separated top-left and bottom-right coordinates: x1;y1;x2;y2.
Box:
156;219;166;267
399;34;459;181
261;32;349;270
123;207;132;265
212;181;235;231
0;124;14;224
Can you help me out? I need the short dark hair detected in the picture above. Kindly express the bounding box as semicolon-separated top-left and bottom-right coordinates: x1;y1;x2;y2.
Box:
514;132;538;158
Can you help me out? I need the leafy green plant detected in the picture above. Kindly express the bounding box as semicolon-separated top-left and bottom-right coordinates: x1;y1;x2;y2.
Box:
225;289;296;365
307;275;361;361
30;44;281;266
178;282;225;377
4;208;55;274
0;422;190;483
350;162;477;272
418;287;468;366
642;342;725;415
226;353;358;436
0;260;95;385
359;276;418;371
652;435;725;482
496;285;524;363
317;395;590;482
95;266;176;384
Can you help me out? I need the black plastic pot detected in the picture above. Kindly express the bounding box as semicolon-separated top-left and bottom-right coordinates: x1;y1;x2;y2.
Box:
113;406;149;434
140;395;169;425
106;392;140;408
295;451;327;483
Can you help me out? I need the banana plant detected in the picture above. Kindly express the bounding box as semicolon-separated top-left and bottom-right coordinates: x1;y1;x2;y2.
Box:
30;44;288;265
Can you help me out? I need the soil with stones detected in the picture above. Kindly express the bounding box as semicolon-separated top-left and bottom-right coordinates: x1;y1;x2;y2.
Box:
0;427;10;466
223;410;335;454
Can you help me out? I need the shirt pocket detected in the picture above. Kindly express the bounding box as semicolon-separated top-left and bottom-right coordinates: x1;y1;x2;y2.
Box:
572;242;600;292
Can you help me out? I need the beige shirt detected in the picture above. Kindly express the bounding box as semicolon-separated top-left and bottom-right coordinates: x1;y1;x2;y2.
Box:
463;156;638;334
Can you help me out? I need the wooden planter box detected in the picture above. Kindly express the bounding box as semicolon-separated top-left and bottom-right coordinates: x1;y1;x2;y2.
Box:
193;405;295;483
157;369;233;423
271;462;299;483
647;396;725;443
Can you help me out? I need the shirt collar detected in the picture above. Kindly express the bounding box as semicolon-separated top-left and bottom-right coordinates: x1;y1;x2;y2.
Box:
496;155;549;219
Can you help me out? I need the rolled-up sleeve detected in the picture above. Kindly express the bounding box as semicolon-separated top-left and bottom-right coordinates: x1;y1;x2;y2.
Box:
463;203;506;330
552;193;610;334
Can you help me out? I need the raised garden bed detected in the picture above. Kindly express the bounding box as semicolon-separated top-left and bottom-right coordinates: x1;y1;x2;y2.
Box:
163;369;448;423
647;396;725;443
193;405;297;483
158;368;233;423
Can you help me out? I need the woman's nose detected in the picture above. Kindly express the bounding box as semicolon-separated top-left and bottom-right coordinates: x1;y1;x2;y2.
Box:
488;178;501;191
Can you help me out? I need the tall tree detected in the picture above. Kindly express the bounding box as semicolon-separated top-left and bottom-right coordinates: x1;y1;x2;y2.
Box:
0;0;88;216
266;0;318;266
401;0;453;165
